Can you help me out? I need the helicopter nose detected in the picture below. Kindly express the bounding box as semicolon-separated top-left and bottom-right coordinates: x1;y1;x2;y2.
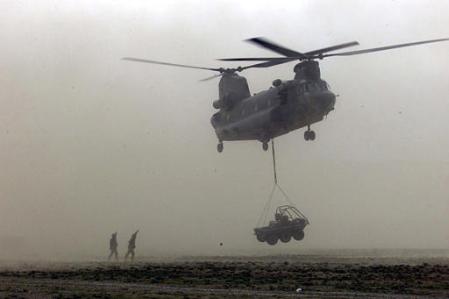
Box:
318;92;336;112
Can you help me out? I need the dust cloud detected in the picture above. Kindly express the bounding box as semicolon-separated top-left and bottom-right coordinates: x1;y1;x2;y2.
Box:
0;0;448;260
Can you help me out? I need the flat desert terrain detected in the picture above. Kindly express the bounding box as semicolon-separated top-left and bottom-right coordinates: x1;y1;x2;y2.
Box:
1;250;448;298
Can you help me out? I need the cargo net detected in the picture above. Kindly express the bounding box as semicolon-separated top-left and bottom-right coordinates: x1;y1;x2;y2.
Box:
256;184;309;228
254;140;309;245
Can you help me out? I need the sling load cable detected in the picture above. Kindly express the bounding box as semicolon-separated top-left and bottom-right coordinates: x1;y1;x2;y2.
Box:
256;139;285;226
256;139;290;226
256;139;309;227
272;139;308;220
257;184;276;227
272;139;278;185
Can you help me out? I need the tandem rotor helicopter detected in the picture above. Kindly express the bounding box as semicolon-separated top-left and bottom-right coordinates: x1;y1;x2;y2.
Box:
123;37;449;153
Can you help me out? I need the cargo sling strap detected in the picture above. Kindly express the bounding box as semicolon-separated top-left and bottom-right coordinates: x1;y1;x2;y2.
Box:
256;139;309;227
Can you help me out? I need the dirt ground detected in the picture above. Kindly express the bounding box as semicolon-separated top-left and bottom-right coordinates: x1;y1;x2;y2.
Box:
1;254;449;298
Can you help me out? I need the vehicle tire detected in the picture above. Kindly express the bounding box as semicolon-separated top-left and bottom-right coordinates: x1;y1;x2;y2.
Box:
217;143;223;153
256;234;266;242
279;232;291;243
292;230;305;241
266;235;278;246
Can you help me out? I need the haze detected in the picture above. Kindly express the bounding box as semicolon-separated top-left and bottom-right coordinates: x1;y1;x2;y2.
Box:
1;0;448;260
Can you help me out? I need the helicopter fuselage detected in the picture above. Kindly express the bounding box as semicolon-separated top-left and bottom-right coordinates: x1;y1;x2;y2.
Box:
123;35;449;152
211;77;336;143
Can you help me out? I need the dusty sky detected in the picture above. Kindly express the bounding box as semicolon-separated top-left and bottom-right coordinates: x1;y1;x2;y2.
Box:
0;0;448;259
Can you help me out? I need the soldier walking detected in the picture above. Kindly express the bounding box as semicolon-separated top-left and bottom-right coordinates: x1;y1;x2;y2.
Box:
125;230;139;261
108;232;118;261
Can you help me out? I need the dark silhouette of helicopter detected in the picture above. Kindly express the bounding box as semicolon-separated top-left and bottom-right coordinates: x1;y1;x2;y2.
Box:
123;37;448;152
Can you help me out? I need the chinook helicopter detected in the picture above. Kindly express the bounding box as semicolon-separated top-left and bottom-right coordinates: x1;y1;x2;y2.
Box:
123;37;448;152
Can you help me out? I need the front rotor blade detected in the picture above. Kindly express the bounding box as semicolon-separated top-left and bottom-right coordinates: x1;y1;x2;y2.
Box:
218;41;358;61
218;57;294;62
246;37;308;59
122;57;222;72
321;38;449;58
305;41;359;56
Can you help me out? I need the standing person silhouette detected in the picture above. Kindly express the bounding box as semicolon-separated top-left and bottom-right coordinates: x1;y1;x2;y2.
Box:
108;232;118;261
124;230;139;261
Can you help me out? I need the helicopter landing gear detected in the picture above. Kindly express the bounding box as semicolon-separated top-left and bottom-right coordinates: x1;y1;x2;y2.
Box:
262;141;269;151
304;126;316;141
217;141;223;153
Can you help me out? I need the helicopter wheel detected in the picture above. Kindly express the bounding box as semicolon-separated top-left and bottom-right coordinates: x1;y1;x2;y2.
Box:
304;130;316;141
217;142;223;153
262;141;269;151
309;130;316;140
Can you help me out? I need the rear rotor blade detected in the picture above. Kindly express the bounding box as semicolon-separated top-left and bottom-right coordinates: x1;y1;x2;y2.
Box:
321;38;449;57
122;57;222;72
199;73;223;82
199;60;296;81
305;41;359;56
123;55;297;83
246;37;308;59
216;57;305;69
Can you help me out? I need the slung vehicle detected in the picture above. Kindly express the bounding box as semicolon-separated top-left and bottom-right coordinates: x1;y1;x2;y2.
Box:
254;205;309;246
123;37;448;152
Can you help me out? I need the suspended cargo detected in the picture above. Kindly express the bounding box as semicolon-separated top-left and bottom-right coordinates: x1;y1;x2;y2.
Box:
254;205;309;245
